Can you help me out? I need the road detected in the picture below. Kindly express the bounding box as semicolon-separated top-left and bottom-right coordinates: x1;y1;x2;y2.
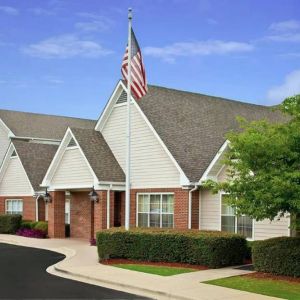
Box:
0;243;149;299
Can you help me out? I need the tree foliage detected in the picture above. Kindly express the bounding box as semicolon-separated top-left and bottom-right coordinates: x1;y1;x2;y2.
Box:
205;95;300;227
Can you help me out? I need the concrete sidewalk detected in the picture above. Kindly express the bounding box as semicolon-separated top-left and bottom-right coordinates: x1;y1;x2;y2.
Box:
0;235;279;300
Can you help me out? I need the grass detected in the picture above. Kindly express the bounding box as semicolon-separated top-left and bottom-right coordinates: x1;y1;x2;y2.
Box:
113;264;196;276
204;275;300;300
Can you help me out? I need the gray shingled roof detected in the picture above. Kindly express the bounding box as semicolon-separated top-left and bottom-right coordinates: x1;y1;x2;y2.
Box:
71;128;125;183
0;109;96;140
136;84;286;182
12;140;58;191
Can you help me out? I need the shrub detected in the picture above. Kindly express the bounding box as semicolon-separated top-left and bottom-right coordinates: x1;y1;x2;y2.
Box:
97;228;247;268
0;214;22;234
21;220;37;229
252;237;300;277
16;228;47;239
34;221;48;233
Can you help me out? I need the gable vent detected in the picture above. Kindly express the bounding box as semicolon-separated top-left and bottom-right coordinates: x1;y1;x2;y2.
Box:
116;90;127;104
67;138;77;148
11;150;17;158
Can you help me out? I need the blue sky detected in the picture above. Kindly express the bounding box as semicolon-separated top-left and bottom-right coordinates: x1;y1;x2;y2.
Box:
0;0;299;120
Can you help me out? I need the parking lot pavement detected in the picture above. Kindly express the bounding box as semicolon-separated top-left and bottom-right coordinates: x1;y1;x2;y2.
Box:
0;243;149;299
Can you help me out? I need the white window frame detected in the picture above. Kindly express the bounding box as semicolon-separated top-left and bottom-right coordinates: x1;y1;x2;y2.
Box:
5;199;23;215
220;193;254;240
136;192;175;228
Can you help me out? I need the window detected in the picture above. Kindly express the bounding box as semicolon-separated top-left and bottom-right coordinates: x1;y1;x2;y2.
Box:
6;199;23;215
221;195;253;239
137;193;174;228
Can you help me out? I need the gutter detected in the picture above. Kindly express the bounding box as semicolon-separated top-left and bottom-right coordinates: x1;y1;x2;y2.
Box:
107;184;112;229
188;184;199;229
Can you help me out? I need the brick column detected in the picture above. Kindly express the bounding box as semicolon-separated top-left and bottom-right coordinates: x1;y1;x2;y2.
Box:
38;197;46;221
48;191;65;238
174;189;189;229
70;192;92;239
94;191;107;237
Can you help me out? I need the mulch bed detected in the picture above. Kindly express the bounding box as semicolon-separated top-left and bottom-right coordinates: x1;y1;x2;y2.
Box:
101;258;209;270
244;272;300;284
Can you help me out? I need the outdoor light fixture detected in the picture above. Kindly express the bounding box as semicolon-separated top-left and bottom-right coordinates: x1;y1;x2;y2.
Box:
44;188;52;203
89;187;99;202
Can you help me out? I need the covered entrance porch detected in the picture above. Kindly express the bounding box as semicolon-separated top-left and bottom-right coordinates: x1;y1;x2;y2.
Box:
47;188;125;239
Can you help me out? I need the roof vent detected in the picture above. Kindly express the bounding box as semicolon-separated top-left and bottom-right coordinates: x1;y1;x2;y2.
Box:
67;138;77;148
116;90;127;104
11;150;17;158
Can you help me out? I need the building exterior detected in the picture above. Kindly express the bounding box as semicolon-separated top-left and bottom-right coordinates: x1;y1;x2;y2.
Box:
0;81;292;240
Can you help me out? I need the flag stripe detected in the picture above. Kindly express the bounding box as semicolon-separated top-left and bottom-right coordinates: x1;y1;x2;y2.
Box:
121;29;147;100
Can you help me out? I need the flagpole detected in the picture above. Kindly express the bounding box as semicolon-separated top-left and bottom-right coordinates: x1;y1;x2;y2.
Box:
125;8;132;231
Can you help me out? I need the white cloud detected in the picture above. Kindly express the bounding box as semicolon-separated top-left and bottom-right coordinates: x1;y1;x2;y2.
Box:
28;8;55;16
266;19;300;43
267;70;300;103
269;20;300;32
144;40;254;63
0;6;19;16
75;12;113;32
22;34;113;59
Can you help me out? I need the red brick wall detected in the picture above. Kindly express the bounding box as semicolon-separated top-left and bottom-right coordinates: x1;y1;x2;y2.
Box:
94;191;107;236
0;196;36;220
70;192;93;239
48;191;65;238
129;188;192;229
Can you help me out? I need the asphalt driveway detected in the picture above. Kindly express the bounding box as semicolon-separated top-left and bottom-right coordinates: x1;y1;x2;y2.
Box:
0;243;149;299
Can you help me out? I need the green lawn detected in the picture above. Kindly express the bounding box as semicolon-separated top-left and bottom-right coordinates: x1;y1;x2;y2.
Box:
113;264;196;276
204;275;300;300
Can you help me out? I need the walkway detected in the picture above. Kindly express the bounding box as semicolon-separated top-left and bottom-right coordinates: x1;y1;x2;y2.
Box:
0;234;279;300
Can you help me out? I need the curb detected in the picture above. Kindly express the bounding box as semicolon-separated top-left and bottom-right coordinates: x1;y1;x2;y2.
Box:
53;264;193;300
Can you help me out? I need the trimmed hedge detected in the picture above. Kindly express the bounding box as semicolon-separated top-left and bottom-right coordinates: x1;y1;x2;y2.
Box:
97;228;247;268
0;214;22;234
252;237;300;277
21;221;48;233
34;221;48;233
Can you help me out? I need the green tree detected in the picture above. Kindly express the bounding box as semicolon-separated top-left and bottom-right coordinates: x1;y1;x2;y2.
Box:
205;95;300;231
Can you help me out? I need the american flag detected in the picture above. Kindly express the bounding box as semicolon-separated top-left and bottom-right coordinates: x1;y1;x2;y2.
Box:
121;29;147;100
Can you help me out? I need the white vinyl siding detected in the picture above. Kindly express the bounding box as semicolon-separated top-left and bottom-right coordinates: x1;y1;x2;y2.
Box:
51;148;94;187
200;189;290;240
0;123;10;165
0;157;33;196
102;104;180;188
200;189;220;230
254;217;290;240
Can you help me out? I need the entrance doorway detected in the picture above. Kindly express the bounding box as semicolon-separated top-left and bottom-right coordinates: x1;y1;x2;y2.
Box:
114;192;122;227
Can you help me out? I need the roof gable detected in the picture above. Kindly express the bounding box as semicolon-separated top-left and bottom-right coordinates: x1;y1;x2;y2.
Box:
0;143;34;196
136;85;286;182
12;140;58;192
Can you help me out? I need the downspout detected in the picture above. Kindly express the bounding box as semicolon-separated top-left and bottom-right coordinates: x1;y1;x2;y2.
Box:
188;185;199;229
107;184;112;229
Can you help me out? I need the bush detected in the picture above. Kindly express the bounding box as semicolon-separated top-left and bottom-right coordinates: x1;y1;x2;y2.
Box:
21;220;37;229
16;228;47;239
97;228;247;268
252;237;300;277
34;221;48;233
0;214;22;234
